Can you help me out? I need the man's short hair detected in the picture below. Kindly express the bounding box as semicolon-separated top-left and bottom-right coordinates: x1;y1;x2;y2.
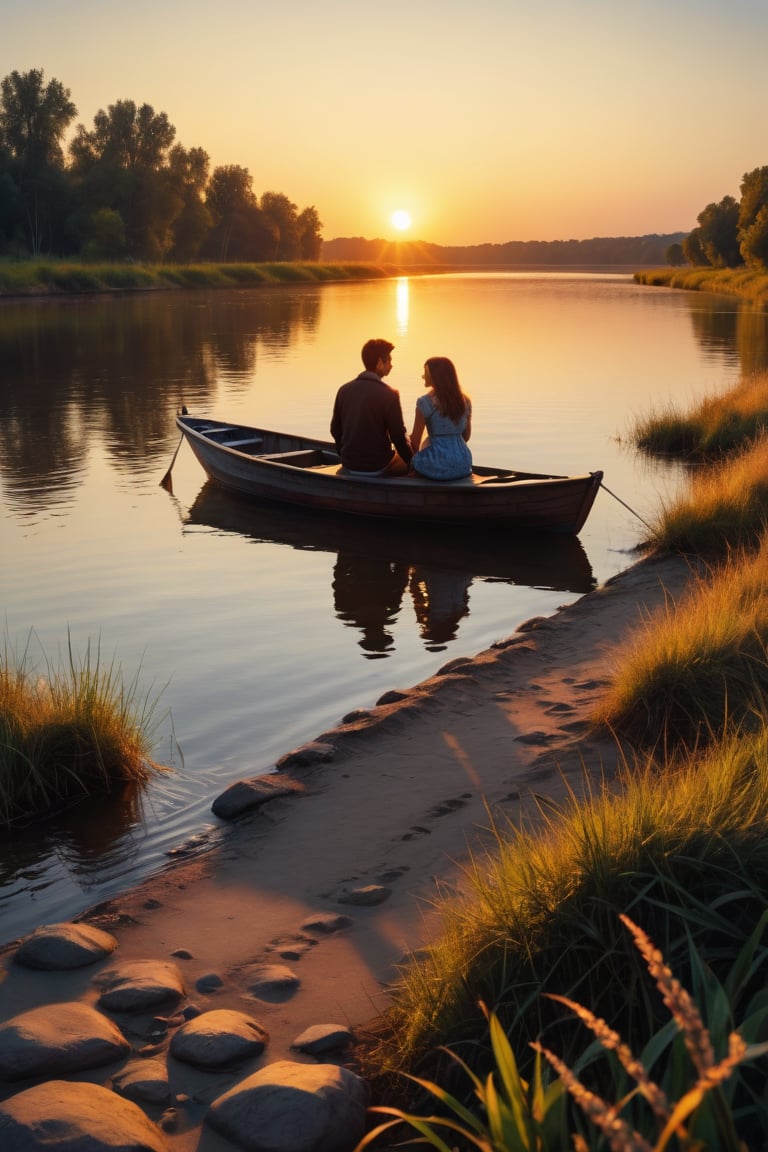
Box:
361;338;394;372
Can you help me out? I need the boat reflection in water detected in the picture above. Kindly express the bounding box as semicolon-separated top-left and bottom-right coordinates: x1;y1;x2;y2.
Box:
185;483;597;657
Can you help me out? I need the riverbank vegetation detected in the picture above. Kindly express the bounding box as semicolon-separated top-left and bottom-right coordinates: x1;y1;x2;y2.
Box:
0;633;166;825
357;368;768;1149
636;265;768;308
0;259;397;297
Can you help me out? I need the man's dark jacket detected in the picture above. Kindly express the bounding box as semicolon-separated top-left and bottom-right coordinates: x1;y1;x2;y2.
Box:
330;371;412;471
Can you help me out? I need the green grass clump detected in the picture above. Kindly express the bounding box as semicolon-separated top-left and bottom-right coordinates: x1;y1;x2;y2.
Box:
0;258;402;296
643;435;768;556
630;372;768;459
0;633;167;825
593;541;768;750
366;731;768;1118
359;923;768;1152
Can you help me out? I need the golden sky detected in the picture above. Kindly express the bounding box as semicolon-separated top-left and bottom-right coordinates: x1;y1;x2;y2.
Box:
5;0;768;245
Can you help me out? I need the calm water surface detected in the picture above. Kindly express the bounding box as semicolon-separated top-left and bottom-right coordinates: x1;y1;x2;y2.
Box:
1;272;765;944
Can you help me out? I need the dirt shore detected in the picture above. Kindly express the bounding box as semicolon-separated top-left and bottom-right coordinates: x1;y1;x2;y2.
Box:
0;551;694;1150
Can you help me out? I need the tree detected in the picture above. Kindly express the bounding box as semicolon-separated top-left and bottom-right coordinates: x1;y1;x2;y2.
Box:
696;196;741;268
82;207;126;260
0;68;77;254
167;144;211;261
297;205;323;260
665;242;685;266
682;228;708;267
738;167;768;267
204;165;275;261
70;100;180;260
260;191;300;260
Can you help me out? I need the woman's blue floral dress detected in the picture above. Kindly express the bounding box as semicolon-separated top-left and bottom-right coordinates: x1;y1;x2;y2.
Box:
412;393;472;480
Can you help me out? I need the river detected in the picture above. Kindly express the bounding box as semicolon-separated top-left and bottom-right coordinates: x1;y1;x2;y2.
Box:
1;271;763;944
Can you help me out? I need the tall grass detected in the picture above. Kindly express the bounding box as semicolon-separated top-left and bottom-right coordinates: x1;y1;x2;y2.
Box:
0;258;399;296
0;632;167;824
642;435;768;555
635;267;768;308
629;372;768;459
366;730;768;1118
593;539;768;750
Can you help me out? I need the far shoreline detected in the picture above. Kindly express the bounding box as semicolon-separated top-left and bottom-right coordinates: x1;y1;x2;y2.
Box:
0;259;663;300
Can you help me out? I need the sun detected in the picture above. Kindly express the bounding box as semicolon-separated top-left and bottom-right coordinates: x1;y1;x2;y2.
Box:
391;209;412;232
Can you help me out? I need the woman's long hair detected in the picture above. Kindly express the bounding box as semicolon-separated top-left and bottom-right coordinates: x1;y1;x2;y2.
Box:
425;357;469;422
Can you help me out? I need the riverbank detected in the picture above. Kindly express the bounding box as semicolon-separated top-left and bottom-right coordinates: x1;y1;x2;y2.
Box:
635;265;768;307
0;259;400;297
0;550;693;1149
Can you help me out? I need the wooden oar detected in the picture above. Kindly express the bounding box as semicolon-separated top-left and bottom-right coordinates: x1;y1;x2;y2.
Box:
159;435;183;490
160;408;188;490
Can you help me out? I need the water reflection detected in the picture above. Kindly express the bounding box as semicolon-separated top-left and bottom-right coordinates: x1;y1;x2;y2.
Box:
0;290;322;508
184;483;596;656
686;291;768;375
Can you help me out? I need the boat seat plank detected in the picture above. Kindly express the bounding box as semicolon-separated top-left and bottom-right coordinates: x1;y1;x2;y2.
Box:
224;437;264;449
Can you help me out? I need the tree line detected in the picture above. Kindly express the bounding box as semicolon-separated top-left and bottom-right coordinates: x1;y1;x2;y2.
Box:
323;233;686;266
667;168;768;269
0;69;323;263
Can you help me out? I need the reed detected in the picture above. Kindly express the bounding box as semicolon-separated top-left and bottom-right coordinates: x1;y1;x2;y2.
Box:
0;632;167;824
365;728;768;1122
635;267;768;308
592;540;768;749
629;372;768;459
642;435;768;556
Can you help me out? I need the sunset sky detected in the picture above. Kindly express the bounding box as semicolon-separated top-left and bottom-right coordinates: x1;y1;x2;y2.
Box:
4;0;768;246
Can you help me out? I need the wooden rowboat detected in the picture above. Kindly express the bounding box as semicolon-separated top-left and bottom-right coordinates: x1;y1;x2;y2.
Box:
176;414;603;535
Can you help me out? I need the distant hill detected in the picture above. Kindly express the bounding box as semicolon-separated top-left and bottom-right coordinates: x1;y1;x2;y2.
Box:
321;233;686;267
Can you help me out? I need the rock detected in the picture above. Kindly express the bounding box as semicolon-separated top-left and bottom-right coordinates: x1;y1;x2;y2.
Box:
275;741;335;770
13;922;118;970
95;960;185;1012
170;1009;268;1068
245;964;300;1000
336;885;391;907
340;708;372;724
436;656;473;675
0;1002;129;1081
212;773;304;819
113;1058;171;1105
376;689;409;705
0;1079;169;1150
206;1059;367;1152
291;1024;354;1055
195;972;224;993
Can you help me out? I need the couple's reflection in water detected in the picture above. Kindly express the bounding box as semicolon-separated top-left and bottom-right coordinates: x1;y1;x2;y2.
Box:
333;554;471;657
186;483;597;658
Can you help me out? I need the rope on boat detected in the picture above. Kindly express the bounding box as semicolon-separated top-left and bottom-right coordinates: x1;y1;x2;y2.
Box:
599;481;655;534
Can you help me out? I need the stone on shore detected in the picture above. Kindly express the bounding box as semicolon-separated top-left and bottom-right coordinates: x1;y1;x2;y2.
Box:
170;1009;269;1068
275;741;335;770
245;964;300;1000
205;1059;367;1152
113;1058;171;1105
0;1002;129;1081
13;922;118;970
212;773;305;819
0;1079;169;1150
291;1024;354;1055
94;960;185;1012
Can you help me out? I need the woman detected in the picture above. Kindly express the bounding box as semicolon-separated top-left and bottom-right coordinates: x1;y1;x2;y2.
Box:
410;356;472;480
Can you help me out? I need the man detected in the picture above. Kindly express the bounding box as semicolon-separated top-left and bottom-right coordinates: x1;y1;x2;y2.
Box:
330;338;413;475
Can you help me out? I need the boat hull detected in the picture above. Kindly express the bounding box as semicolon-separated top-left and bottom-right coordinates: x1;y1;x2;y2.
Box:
176;415;603;534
